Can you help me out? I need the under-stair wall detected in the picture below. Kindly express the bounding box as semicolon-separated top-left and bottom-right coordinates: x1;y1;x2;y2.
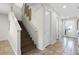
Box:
8;11;21;55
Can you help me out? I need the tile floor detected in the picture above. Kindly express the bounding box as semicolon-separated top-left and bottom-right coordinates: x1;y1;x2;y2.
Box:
24;37;78;55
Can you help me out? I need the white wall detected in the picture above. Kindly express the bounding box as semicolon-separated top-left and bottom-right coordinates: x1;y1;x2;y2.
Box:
13;3;23;21
0;14;9;41
28;4;44;50
0;3;12;15
28;4;60;50
30;4;59;50
22;4;59;50
58;18;63;40
51;11;58;44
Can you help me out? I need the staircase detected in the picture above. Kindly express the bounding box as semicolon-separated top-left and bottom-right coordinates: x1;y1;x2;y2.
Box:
18;21;36;55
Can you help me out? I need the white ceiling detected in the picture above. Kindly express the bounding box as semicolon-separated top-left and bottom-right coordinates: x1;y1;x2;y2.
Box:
0;3;78;17
48;3;79;17
29;3;79;17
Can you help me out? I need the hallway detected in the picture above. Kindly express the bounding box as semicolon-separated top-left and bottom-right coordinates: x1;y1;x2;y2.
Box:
24;37;77;55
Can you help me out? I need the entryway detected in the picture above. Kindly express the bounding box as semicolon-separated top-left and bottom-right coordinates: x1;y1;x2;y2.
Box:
62;19;77;38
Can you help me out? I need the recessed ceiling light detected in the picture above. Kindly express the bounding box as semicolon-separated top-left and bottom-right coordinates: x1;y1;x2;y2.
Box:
62;5;66;8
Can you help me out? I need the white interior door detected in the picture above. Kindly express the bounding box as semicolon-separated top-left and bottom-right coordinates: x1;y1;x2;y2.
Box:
44;10;51;47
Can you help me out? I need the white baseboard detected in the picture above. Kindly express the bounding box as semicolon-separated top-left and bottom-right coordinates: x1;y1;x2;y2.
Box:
51;40;57;45
37;45;45;50
37;40;57;51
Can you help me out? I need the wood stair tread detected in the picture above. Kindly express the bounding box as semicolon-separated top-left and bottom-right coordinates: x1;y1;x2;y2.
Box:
21;46;36;54
18;21;36;55
21;40;34;46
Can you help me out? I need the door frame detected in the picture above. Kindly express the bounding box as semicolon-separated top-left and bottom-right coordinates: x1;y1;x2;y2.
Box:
62;18;77;38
